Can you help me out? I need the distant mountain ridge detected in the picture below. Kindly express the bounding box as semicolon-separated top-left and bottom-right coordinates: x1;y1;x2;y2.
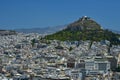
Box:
15;16;102;34
15;25;66;34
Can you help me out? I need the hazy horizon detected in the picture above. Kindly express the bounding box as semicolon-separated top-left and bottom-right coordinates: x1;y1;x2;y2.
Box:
0;0;120;30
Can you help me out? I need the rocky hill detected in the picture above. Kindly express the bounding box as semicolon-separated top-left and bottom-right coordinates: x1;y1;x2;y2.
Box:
44;16;120;45
66;16;101;31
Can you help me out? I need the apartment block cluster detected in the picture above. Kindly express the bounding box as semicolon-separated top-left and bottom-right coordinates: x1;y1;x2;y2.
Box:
0;33;120;80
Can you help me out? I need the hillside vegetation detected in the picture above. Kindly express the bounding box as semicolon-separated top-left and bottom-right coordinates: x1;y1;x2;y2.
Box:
44;16;120;45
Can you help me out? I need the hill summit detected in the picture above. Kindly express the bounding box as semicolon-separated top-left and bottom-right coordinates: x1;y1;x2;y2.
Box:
45;16;120;45
66;16;101;31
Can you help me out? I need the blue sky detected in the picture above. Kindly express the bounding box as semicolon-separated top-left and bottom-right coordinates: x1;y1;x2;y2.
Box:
0;0;120;30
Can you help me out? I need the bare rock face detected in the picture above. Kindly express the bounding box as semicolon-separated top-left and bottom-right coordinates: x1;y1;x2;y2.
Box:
66;16;102;31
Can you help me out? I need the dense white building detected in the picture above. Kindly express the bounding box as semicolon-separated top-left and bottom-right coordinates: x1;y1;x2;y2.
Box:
85;57;110;75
